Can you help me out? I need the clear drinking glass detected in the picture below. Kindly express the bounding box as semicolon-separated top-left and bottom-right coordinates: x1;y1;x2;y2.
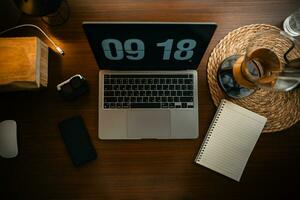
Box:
283;8;300;37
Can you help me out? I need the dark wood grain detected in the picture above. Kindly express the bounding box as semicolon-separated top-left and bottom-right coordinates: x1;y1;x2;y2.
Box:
1;0;300;199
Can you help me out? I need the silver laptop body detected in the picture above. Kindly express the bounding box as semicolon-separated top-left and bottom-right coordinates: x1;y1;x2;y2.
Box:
83;22;217;139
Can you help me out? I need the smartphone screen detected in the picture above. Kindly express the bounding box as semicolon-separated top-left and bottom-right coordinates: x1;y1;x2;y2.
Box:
58;116;97;166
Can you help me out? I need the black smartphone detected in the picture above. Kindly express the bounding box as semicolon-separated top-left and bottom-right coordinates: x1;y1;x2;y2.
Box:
58;116;97;166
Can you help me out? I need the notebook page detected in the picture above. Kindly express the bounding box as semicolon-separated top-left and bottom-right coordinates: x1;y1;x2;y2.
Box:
195;99;267;181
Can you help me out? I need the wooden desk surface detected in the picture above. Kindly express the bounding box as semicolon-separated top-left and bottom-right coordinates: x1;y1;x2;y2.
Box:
1;0;300;199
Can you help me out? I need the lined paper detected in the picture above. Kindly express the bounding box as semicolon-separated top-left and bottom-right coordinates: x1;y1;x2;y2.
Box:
195;99;267;182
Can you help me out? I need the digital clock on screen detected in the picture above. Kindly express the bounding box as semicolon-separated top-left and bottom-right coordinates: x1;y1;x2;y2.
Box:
83;22;217;70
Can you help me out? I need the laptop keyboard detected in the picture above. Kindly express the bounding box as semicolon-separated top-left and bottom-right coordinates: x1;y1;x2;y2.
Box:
103;74;194;109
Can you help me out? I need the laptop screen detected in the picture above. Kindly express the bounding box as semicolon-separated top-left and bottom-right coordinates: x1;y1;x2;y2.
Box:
83;22;217;70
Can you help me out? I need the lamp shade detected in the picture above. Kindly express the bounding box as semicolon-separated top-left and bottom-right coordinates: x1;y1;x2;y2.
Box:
14;0;63;16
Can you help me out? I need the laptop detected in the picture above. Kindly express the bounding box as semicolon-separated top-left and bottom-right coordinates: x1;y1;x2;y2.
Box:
83;22;217;139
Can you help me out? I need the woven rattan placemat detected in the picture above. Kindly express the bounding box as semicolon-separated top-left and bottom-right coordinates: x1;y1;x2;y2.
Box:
207;24;300;133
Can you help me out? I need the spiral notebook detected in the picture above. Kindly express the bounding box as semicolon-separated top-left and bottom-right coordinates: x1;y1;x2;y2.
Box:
195;99;267;182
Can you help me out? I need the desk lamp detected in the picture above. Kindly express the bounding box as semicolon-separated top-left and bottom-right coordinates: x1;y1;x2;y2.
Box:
14;0;70;26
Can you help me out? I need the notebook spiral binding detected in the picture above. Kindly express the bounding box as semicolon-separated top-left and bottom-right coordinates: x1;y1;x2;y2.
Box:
195;99;226;163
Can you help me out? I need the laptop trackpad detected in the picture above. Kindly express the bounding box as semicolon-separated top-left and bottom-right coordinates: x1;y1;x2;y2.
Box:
127;110;171;139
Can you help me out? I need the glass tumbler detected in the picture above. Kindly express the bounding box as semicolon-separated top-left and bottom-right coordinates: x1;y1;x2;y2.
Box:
283;8;300;37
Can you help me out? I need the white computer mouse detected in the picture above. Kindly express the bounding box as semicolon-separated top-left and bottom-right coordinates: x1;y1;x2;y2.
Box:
0;120;18;158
